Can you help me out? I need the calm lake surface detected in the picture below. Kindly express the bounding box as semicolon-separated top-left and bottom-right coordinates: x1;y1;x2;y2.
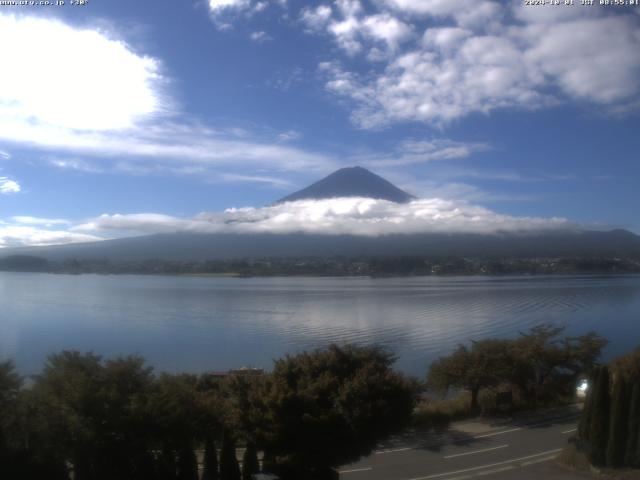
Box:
1;272;639;376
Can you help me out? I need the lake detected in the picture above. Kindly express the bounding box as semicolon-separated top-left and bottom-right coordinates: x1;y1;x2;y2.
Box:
1;272;639;376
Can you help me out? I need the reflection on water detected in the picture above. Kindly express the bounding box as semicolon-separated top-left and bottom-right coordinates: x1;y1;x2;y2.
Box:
1;272;639;376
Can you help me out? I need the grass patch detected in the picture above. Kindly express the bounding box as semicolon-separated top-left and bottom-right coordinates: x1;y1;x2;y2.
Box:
557;445;640;479
412;393;472;429
557;444;592;473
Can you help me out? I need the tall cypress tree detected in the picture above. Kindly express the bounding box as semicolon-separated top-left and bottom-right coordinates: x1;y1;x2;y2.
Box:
157;447;178;480
636;418;640;470
579;373;596;443
627;382;640;468
241;442;260;480
220;432;241;480
606;375;628;468
177;445;199;480
202;438;219;480
261;451;277;475
589;366;610;466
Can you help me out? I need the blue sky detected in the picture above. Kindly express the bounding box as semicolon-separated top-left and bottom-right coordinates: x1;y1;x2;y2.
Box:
0;0;639;246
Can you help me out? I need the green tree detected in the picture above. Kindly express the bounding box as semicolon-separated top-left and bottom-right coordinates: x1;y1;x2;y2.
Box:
257;344;418;479
150;373;207;478
219;374;264;451
510;326;606;404
31;351;158;480
0;361;22;478
97;356;156;479
428;340;514;412
588;366;610;466
202;438;219;480
241;442;259;480
606;375;628;467
515;325;568;402
563;332;608;377
220;431;241;480
33;351;104;480
625;381;640;467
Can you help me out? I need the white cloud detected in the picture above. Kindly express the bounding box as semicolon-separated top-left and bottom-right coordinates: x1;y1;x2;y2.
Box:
0;14;166;132
250;30;271;42
362;14;412;50
46;157;104;173
382;0;466;17
11;216;70;227
74;213;192;235
0;13;334;181
0;121;334;175
0;151;10;160
317;2;640;127
354;139;488;167
201;0;640;126
0;177;20;194
336;0;363;17
325;6;412;55
329;16;363;55
207;0;282;23
422;27;471;51
382;0;501;27
323;37;550;127
218;173;293;188
0;225;101;248
301;5;333;30
276;130;301;142
395;179;532;204
73;197;572;238
521;17;640;104
209;0;251;14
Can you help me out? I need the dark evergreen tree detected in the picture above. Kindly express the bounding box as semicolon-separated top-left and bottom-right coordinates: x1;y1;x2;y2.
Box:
578;373;596;443
606;375;628;467
588;366;610;466
202;438;219;480
636;419;640;471
177;445;199;480
626;381;640;468
157;447;178;480
220;432;241;480
241;442;260;480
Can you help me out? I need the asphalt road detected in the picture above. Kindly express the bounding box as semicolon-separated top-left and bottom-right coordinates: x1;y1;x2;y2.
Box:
339;407;586;480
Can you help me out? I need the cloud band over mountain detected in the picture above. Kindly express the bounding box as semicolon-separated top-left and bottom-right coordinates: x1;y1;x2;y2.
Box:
68;197;574;239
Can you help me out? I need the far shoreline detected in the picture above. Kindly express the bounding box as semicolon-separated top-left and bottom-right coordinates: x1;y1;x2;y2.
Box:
2;269;640;280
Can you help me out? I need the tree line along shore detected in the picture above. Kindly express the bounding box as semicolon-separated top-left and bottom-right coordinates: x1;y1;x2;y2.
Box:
1;254;639;276
1;325;638;479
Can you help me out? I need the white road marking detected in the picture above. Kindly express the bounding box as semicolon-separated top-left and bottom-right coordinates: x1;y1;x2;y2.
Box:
339;467;373;474
375;447;413;455
476;466;516;476
473;427;521;439
520;455;558;466
526;414;580;428
408;448;563;480
562;428;577;434
444;444;509;459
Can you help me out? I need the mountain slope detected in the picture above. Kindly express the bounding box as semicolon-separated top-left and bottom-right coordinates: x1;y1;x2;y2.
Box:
4;229;640;262
277;166;415;204
3;168;640;263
